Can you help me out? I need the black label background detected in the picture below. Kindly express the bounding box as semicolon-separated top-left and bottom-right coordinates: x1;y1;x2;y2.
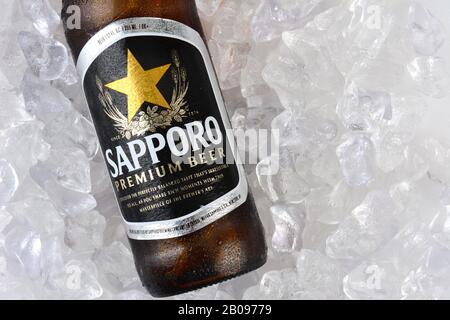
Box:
83;36;240;223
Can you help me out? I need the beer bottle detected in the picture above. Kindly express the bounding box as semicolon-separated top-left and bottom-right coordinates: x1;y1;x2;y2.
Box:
61;0;267;297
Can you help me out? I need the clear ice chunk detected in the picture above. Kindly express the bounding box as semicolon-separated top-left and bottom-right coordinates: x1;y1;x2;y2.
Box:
43;112;100;160
282;28;344;92
336;133;375;187
0;159;19;205
401;244;450;300
209;40;250;90
336;82;392;132
36;147;92;194
0;208;12;233
326;191;398;260
256;149;310;203
66;211;106;254
196;0;223;17
115;289;152;300
6;197;65;238
251;0;328;42
19;0;60;37
296;249;344;299
262;44;307;109
30;163;97;216
407;56;449;99
343;222;432;299
408;3;446;56
52;259;104;300
259;269;300;299
94;242;139;290
271;109;338;160
4;225;43;280
305;181;366;225
271;204;305;253
430;209;450;251
0;122;50;183
18;32;68;81
22;71;72;121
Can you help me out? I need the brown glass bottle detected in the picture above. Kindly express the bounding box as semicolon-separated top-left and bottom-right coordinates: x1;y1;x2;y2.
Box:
62;0;267;298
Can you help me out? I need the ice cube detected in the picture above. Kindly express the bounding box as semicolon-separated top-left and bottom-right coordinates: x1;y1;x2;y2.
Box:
296;249;344;299
401;244;450;300
240;42;276;99
407;56;449;99
421;139;450;184
271;110;337;159
251;0;329;42
175;285;219;300
326;191;398;260
259;269;300;299
0;159;19;205
336;133;375;187
262;44;307;109
30;163;97;216
209;40;250;90
430;209;450;250
0;275;36;299
256;149;310;203
36;147;92;194
336;82;392;132
408;3;446;56
344;222;433;299
6;197;65;238
65;211;106;254
22;71;72;122
389;96;427;137
0;122;50;183
114;289;152;300
0;71;33;130
43;112;99;160
305;181;366;225
211;0;255;44
52;259;104;300
214;290;235;300
0;2;28;87
232;106;279;163
4;225;42;279
323;0;394;75
311;148;342;186
270;204;306;253
0;209;12;233
196;0;223;17
19;0;60;37
343;260;400;299
94;242;139;290
373;131;408;173
282;28;344;92
242;285;266;300
18;32;68;81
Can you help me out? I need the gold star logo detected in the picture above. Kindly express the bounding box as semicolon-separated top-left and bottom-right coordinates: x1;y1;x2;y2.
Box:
105;49;171;123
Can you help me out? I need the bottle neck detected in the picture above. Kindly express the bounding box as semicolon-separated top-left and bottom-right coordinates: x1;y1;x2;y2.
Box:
62;0;203;62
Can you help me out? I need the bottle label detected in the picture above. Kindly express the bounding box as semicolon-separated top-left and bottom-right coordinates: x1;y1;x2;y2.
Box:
77;18;247;240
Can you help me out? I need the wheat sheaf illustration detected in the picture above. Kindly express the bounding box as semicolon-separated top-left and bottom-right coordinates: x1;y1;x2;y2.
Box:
97;50;189;140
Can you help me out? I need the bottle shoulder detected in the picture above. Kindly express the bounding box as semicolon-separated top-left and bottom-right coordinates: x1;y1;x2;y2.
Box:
62;0;203;62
